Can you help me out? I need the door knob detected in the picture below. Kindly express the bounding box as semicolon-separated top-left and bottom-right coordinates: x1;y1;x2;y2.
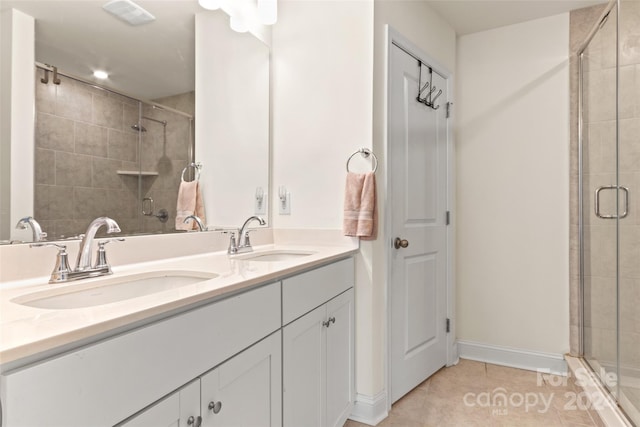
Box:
394;237;409;249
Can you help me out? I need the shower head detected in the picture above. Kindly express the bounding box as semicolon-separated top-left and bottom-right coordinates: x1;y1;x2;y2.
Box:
131;123;147;132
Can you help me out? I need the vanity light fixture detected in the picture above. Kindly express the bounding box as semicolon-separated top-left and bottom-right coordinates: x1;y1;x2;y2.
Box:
102;0;156;26
229;15;249;33
198;0;221;10
258;0;277;25
198;0;277;33
93;70;109;80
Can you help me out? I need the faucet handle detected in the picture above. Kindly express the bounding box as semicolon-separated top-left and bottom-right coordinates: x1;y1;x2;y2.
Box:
30;243;71;283
94;238;125;269
243;229;258;248
223;230;238;254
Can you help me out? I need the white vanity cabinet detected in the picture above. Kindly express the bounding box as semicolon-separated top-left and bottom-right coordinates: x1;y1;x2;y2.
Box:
282;258;355;427
120;332;282;427
0;256;355;427
1;282;281;427
118;380;201;427
199;331;282;427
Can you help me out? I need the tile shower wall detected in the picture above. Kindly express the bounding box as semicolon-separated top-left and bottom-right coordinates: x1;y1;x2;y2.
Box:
34;70;194;238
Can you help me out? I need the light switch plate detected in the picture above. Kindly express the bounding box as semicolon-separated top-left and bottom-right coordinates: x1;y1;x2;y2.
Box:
279;192;291;215
255;192;267;215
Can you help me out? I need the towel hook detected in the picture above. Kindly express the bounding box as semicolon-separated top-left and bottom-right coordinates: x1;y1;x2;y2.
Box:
346;148;378;173
416;61;442;110
181;162;202;182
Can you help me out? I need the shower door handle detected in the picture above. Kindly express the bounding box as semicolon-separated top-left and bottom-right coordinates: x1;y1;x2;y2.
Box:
594;185;629;219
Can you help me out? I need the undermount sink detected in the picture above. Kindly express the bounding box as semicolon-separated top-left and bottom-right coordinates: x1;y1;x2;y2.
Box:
12;270;218;310
235;250;317;262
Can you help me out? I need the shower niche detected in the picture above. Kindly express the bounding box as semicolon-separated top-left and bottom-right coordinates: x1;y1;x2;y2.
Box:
34;70;195;238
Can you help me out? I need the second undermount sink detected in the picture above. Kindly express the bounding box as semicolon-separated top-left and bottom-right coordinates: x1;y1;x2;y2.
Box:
235;250;317;262
12;270;218;310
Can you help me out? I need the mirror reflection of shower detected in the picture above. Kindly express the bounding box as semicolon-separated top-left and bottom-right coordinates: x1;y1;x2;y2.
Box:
135;103;195;235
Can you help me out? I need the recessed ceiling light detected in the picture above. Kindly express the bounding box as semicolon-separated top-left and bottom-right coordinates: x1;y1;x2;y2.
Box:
102;0;155;26
93;70;109;79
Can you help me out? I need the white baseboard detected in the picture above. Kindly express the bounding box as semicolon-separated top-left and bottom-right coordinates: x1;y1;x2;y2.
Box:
349;391;388;426
457;340;568;375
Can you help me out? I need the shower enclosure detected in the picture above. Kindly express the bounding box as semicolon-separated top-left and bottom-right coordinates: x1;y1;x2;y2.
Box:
579;0;640;424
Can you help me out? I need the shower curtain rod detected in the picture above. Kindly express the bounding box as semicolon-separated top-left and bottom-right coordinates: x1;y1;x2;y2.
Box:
35;62;194;121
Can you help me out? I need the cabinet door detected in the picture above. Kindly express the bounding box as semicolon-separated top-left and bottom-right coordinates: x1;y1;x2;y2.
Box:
325;289;355;427
200;332;282;427
118;380;201;427
283;304;326;427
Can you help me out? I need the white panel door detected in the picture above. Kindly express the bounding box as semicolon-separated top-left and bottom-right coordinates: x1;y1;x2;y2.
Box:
389;43;449;403
325;289;354;427
118;380;200;427
200;332;282;427
283;305;326;427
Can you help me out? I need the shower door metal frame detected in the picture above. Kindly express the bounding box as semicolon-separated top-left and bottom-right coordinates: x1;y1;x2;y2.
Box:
577;0;618;359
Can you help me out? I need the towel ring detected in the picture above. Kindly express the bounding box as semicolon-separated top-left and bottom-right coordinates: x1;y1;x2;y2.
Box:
181;162;201;182
346;148;378;173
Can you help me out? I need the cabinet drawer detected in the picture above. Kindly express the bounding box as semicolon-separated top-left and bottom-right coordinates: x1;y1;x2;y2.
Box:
282;258;354;325
1;282;281;427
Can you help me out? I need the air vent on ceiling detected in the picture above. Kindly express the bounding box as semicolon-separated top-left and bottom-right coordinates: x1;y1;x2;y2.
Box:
102;0;155;26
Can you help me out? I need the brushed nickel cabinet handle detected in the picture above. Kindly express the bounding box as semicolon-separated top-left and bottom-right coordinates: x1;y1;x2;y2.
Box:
208;401;222;414
323;317;336;328
187;415;202;427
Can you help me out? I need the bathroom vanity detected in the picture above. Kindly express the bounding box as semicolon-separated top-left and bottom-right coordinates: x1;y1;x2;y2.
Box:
0;243;355;427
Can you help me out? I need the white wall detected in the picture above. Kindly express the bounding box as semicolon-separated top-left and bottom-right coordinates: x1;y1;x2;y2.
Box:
0;9;35;242
456;14;570;355
271;0;374;230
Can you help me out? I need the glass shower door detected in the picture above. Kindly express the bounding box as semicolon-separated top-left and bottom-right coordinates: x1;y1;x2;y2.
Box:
580;1;619;399
581;2;640;422
618;1;640;422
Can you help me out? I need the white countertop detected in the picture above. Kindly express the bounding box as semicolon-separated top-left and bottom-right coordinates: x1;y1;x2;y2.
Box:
0;243;357;368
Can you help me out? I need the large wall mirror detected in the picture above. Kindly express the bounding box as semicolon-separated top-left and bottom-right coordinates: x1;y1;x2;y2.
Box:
0;0;270;243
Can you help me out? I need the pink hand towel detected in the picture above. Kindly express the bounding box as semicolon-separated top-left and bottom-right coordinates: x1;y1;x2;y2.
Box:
343;172;377;240
176;180;206;231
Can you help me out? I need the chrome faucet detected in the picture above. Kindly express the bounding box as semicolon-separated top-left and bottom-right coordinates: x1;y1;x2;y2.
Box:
32;216;123;283
76;217;121;271
15;216;47;242
228;216;265;254
184;215;205;231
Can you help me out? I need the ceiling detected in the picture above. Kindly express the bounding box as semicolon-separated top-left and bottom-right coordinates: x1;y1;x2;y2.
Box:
1;0;200;100
426;0;608;35
1;0;609;100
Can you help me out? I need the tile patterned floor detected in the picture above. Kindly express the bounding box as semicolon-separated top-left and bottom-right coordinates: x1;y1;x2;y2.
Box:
346;359;605;427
